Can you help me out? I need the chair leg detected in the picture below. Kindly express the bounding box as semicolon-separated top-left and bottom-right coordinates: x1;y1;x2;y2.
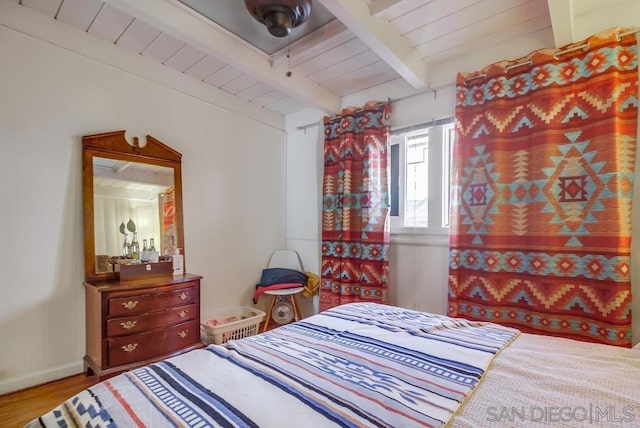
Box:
290;294;301;322
263;296;276;332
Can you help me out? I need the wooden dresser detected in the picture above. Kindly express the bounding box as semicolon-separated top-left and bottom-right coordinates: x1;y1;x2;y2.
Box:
84;273;203;379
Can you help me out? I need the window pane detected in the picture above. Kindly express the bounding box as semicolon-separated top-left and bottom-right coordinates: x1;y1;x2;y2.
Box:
405;134;428;227
442;124;454;228
390;144;399;217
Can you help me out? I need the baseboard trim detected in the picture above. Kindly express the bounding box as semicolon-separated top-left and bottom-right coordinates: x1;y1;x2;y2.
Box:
0;361;85;396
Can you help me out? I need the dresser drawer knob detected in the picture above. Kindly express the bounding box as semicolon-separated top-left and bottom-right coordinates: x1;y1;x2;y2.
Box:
121;343;138;353
122;301;138;310
120;320;138;330
179;292;189;301
178;330;189;339
178;310;188;318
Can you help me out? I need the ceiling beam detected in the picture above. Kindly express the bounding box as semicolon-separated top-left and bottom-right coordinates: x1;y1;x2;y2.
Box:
369;0;426;17
369;0;404;16
547;0;575;47
318;0;429;89
103;0;341;113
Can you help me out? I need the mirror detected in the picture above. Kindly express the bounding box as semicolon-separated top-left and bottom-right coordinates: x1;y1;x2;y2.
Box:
93;157;173;267
83;130;185;281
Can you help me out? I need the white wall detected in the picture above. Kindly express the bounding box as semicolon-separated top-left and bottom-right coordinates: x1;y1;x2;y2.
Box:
0;16;286;393
283;109;325;317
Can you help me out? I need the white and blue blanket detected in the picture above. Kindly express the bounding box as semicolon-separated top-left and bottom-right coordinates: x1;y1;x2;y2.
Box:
30;303;519;427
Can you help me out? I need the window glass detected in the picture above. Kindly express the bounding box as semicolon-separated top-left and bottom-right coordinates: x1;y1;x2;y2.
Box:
405;133;428;227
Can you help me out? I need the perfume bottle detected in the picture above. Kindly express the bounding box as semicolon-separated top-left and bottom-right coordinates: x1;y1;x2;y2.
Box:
122;235;129;256
130;232;140;262
140;239;149;263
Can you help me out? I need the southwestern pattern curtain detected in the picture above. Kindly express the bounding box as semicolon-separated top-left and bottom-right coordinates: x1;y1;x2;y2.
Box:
448;28;638;346
161;186;176;255
320;101;392;311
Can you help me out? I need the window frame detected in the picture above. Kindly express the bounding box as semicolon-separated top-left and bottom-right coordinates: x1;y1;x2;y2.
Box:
442;123;455;229
389;119;454;238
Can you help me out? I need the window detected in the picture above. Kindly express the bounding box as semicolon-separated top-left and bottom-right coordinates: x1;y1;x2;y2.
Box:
390;119;454;234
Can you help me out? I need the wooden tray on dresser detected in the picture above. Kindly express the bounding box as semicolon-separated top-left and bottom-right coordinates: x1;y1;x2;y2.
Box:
84;273;203;380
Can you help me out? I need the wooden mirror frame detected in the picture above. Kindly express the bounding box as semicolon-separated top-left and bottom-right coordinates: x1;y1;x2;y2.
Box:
82;130;184;282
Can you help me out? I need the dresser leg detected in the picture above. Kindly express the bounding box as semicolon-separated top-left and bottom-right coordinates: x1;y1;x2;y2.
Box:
85;365;95;377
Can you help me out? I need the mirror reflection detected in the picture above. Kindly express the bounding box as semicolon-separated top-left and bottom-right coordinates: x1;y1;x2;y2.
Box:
92;156;177;273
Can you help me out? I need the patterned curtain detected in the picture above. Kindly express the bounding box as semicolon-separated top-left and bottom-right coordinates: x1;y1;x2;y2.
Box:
161;186;176;256
320;101;392;311
448;28;638;347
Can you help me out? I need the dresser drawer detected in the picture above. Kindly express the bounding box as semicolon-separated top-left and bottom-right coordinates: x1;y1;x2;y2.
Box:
106;304;197;337
163;321;200;355
108;320;199;367
108;329;165;367
108;284;198;317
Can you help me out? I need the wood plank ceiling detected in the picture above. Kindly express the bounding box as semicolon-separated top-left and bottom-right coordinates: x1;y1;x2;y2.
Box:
13;0;613;116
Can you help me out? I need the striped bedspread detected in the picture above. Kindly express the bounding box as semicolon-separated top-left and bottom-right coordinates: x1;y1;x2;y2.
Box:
30;303;519;427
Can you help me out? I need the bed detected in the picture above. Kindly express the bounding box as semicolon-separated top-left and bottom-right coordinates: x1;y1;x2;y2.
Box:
28;303;640;427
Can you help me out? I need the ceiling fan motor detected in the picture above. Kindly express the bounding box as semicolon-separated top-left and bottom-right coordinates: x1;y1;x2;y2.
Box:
245;0;312;38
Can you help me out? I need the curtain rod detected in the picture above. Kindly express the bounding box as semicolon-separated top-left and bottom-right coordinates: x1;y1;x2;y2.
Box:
552;42;589;60
617;28;640;41
504;59;532;74
464;27;640;86
391;116;454;135
295;90;437;132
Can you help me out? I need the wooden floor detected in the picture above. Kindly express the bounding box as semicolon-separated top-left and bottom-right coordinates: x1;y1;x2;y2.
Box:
0;322;279;427
0;373;98;427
